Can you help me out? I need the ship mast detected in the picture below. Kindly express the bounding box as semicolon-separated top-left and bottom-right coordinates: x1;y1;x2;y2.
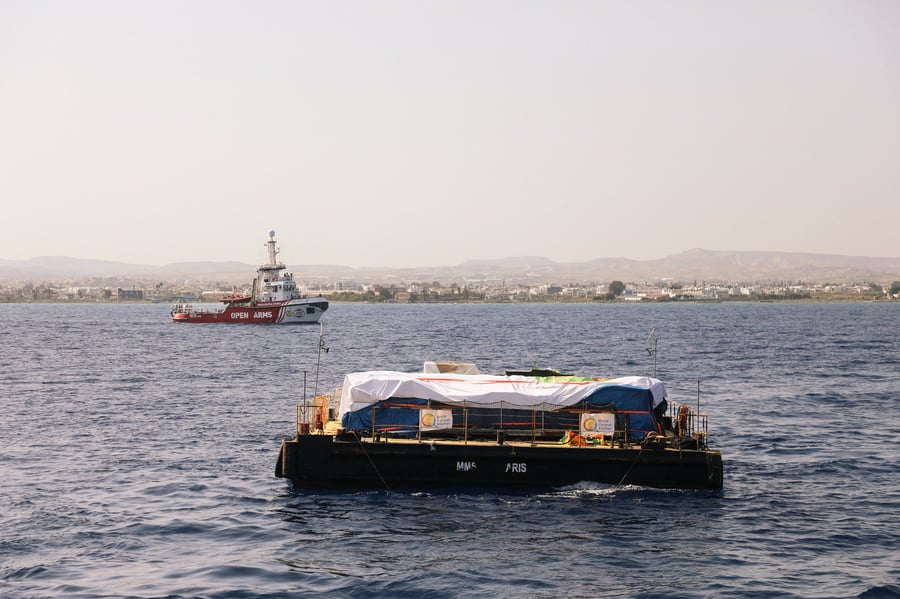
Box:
258;230;286;281
264;229;284;268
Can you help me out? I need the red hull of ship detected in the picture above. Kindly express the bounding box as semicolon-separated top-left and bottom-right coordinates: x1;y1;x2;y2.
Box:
171;300;326;324
172;307;280;324
171;306;280;323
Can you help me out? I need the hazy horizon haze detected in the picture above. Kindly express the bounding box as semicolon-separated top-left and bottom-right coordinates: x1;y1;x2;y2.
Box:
2;2;898;268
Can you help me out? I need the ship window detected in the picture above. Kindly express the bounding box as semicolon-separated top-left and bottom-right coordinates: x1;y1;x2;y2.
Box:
307;307;315;314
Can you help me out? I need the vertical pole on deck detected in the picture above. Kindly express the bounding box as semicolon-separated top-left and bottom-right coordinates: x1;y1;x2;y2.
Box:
299;370;309;435
697;379;701;427
418;400;428;443
696;379;701;439
314;322;327;398
646;328;658;379
464;405;469;445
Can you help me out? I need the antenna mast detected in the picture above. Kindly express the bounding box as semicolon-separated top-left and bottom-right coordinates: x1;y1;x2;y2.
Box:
314;321;329;398
646;328;658;378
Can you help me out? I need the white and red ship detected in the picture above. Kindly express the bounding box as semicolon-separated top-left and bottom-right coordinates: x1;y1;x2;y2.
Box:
171;231;328;324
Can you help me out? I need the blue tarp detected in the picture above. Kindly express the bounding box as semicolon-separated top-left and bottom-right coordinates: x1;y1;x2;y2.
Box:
341;383;660;439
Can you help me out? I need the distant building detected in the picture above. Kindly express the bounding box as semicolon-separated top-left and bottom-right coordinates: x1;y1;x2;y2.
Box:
172;293;199;302
117;288;144;301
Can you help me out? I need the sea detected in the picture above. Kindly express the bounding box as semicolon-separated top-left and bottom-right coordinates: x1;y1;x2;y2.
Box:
1;302;898;599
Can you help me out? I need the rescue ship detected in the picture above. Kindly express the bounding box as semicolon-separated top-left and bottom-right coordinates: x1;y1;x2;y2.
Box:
276;361;724;491
171;230;328;324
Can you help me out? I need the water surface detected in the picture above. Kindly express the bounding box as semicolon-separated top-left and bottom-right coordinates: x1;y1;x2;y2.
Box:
1;302;898;598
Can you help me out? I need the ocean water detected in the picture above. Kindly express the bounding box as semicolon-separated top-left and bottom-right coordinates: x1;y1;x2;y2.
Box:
1;301;898;599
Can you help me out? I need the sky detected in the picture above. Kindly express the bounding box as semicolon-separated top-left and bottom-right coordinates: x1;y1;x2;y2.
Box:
1;1;899;267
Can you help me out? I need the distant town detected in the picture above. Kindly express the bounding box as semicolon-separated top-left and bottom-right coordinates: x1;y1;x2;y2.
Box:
4;249;900;303
3;276;899;304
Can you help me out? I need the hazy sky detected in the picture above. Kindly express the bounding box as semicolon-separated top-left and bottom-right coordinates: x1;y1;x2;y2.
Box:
2;1;898;267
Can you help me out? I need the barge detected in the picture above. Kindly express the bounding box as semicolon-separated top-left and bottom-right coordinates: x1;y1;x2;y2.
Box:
276;362;723;491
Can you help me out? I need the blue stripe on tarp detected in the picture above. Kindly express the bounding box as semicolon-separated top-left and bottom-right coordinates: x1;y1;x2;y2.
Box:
341;386;660;439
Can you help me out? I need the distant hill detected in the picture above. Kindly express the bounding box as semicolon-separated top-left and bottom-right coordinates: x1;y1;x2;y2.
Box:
646;249;900;283
335;250;900;284
0;257;249;281
1;250;899;284
0;256;160;279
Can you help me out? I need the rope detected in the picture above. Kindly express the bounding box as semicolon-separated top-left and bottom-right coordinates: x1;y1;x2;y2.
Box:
616;432;657;487
352;431;391;493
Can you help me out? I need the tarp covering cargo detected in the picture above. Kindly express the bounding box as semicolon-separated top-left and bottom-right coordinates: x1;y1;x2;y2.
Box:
338;371;667;438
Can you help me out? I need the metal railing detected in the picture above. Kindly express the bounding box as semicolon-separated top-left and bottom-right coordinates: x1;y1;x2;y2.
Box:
296;390;712;450
296;388;341;435
666;401;710;447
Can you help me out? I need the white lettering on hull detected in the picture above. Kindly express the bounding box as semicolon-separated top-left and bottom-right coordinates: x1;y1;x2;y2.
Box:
231;311;273;320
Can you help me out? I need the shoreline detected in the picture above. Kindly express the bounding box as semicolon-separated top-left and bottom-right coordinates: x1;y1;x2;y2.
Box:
2;296;897;306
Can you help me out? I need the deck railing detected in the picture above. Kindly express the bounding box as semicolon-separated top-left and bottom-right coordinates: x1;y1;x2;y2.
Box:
296;388;341;435
297;390;711;449
665;401;709;447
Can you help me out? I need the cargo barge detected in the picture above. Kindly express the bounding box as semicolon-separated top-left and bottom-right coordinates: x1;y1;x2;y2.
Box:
275;362;723;491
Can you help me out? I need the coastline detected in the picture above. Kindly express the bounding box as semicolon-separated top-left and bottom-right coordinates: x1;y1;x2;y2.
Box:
2;295;897;305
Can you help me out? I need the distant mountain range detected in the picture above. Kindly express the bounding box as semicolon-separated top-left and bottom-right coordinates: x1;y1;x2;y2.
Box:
2;249;900;285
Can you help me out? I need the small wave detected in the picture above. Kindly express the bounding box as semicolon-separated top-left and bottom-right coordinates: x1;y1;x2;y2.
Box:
538;481;698;499
5;302;900;599
859;583;900;598
546;481;621;498
2;565;49;582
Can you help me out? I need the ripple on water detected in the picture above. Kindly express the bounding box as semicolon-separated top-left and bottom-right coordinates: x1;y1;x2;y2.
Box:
1;302;899;598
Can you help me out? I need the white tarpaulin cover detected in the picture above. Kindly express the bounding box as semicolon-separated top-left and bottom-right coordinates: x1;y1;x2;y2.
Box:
338;371;667;418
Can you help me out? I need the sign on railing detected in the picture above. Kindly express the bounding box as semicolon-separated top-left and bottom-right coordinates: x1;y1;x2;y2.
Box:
580;412;616;438
420;409;453;431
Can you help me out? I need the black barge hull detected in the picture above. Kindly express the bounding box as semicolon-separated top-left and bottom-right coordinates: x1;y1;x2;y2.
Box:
276;435;723;491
